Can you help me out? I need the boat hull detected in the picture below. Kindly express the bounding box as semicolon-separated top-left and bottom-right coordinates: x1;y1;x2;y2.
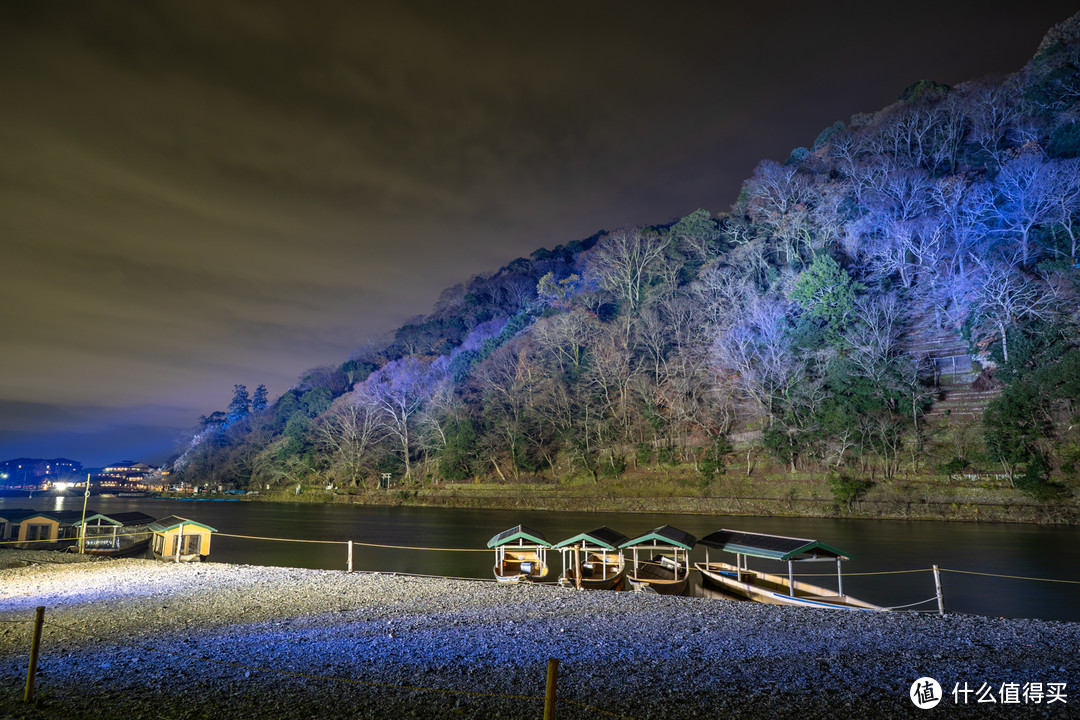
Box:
626;554;690;596
493;549;549;583
559;553;626;590
696;562;884;611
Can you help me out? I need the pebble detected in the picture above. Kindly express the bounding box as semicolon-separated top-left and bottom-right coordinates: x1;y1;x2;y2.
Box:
0;550;1077;719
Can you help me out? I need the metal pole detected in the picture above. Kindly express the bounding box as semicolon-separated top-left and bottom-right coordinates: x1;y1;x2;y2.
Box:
347;540;353;572
788;561;795;597
933;565;945;615
543;658;559;720
24;606;45;702
79;476;91;553
836;558;844;597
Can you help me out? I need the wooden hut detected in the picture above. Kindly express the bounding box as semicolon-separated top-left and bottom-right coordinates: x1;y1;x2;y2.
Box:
0;508;37;544
149;516;216;562
4;509;89;550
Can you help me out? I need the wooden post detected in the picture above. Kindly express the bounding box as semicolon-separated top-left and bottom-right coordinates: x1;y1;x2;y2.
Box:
24;606;45;703
347;540;353;572
933;565;945;615
543;658;559;720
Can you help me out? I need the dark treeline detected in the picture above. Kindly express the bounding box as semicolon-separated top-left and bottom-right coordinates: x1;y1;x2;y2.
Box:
174;14;1080;500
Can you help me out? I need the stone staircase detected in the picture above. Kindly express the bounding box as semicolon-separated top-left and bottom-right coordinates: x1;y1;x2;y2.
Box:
903;312;1000;422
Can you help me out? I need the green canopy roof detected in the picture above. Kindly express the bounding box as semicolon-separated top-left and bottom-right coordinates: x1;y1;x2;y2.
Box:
487;524;550;548
698;529;849;561
148;516;217;533
620;525;696;551
553;526;628;550
75;512;156;527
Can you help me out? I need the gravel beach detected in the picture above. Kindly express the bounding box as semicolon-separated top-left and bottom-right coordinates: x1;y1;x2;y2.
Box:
1;550;1076;719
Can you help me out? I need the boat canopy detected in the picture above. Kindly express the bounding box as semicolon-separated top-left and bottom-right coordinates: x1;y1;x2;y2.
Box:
75;511;155;528
621;525;696;551
698;529;850;562
148;516;217;533
553;526;628;550
486;524;550;548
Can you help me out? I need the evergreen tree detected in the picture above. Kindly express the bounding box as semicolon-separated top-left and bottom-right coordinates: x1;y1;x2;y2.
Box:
227;384;251;425
252;384;269;413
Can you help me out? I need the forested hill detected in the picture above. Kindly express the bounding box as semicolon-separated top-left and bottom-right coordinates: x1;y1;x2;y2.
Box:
175;12;1080;505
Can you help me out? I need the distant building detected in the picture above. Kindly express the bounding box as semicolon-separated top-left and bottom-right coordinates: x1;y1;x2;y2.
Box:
0;458;83;489
91;461;161;493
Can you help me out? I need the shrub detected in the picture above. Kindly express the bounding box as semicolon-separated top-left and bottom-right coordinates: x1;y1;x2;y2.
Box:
828;472;873;510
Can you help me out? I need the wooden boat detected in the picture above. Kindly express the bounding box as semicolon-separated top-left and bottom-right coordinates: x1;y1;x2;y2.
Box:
149;516;216;562
74;512;155;556
553;527;628;590
487;525;552;583
621;525;696;596
695;529;885;611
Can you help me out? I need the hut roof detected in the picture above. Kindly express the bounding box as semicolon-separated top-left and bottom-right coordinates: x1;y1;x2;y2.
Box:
14;509;96;524
621;525;696;551
553;526;628;550
486;524;550;548
0;508;38;522
698;529;850;561
148;516;217;533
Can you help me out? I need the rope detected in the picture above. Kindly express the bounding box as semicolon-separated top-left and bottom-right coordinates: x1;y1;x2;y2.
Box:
882;596;940;610
940;568;1080;585
792;568;931;577
37;620;637;719
213;533;486;557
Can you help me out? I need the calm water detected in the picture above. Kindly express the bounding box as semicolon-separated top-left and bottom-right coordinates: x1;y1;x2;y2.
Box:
5;496;1080;622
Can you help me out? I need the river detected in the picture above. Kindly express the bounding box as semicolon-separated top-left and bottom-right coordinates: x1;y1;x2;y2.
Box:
4;496;1079;622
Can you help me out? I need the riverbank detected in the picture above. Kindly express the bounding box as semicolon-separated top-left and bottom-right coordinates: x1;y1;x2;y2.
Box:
242;467;1080;525
1;551;1076;719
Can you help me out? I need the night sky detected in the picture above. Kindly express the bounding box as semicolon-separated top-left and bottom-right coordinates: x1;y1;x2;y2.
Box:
2;2;1076;467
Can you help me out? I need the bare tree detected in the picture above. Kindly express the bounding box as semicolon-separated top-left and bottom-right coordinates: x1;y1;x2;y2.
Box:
972;261;1060;363
529;309;600;374
845;293;908;387
356;356;447;479
711;296;803;421
583;226;671;314
315;395;379;485
985;152;1067;266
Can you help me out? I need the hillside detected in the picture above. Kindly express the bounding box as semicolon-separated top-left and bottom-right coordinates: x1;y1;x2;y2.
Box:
172;13;1080;520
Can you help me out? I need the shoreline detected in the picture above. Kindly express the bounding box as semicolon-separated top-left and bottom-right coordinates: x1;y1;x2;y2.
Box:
2;552;1078;719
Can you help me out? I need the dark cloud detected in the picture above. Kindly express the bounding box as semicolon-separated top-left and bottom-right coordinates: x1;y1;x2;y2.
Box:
1;1;1076;465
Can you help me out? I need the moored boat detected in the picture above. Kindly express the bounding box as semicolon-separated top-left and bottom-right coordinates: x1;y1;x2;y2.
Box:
695;528;885;611
621;525;696;595
149;516;216;562
487;525;552;583
553;527;628;590
74;511;156;556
